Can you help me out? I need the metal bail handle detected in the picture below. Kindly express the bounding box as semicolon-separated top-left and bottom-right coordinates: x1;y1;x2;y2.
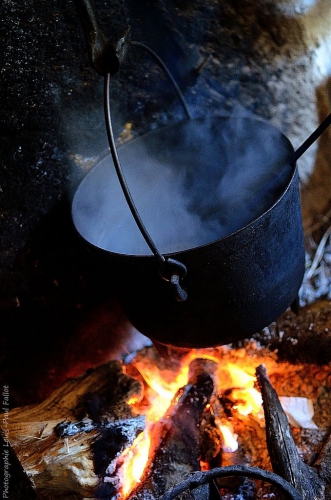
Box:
160;466;304;500
104;43;192;301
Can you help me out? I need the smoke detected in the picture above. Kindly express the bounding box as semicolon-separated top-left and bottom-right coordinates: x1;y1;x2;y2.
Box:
72;115;293;256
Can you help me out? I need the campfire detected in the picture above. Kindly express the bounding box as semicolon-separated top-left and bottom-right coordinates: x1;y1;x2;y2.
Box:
3;309;331;499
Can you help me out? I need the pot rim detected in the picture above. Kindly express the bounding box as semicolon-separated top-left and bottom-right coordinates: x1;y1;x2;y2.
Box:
71;115;297;259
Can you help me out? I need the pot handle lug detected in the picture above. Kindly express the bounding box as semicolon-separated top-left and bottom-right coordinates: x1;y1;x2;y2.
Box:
169;275;188;302
160;258;188;302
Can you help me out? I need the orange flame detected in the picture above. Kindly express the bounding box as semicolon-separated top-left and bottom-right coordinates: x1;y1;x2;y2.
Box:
118;356;195;497
134;361;190;422
221;363;263;417
119;352;264;497
232;387;263;416
120;431;151;497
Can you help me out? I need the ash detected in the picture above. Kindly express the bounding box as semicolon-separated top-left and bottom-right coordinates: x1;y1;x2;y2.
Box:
299;226;331;305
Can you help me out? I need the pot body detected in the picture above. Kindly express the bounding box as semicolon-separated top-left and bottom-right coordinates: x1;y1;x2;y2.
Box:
72;116;305;347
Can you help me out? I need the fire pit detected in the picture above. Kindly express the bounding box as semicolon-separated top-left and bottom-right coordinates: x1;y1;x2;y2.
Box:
2;329;331;499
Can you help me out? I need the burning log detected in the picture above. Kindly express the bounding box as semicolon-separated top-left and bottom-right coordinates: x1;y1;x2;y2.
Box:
0;361;144;498
256;364;325;500
199;395;246;493
129;359;214;499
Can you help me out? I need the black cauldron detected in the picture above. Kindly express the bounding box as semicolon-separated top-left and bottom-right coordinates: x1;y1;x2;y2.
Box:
72;114;305;348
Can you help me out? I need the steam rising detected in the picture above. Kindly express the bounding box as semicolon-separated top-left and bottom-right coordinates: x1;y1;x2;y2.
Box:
72;116;293;256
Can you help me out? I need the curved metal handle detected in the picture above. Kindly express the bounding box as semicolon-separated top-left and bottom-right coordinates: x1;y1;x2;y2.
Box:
131;42;192;120
104;44;192;301
160;466;303;500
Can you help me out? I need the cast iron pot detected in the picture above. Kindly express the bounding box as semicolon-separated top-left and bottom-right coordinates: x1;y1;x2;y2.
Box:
72;113;305;348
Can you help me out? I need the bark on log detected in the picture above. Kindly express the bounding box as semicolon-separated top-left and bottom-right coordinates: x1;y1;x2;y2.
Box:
315;432;331;485
0;361;144;499
129;361;214;499
256;364;325;500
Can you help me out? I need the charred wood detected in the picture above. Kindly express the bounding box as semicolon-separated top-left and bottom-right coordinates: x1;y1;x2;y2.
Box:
256;364;325;500
315;432;331;485
199;394;246;491
130;360;214;499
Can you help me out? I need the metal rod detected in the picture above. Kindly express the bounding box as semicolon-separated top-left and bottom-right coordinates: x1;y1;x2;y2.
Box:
104;73;166;265
160;466;303;500
131;41;192;120
290;111;331;165
104;74;188;301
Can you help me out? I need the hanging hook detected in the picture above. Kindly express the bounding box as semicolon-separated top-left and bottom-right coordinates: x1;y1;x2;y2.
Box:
73;0;131;75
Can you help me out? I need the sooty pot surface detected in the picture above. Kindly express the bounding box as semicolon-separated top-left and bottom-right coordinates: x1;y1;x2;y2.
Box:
72;116;305;347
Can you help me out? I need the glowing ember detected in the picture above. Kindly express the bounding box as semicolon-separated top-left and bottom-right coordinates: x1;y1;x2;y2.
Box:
219;363;263;417
218;424;239;452
232;387;263;416
127;395;140;405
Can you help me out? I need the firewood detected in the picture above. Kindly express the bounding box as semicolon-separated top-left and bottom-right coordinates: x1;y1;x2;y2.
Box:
314;432;331;485
129;360;214;499
0;435;37;500
256;364;325;500
0;361;144;499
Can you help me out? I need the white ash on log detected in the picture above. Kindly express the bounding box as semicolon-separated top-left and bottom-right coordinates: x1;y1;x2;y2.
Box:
0;361;144;499
256;364;326;500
